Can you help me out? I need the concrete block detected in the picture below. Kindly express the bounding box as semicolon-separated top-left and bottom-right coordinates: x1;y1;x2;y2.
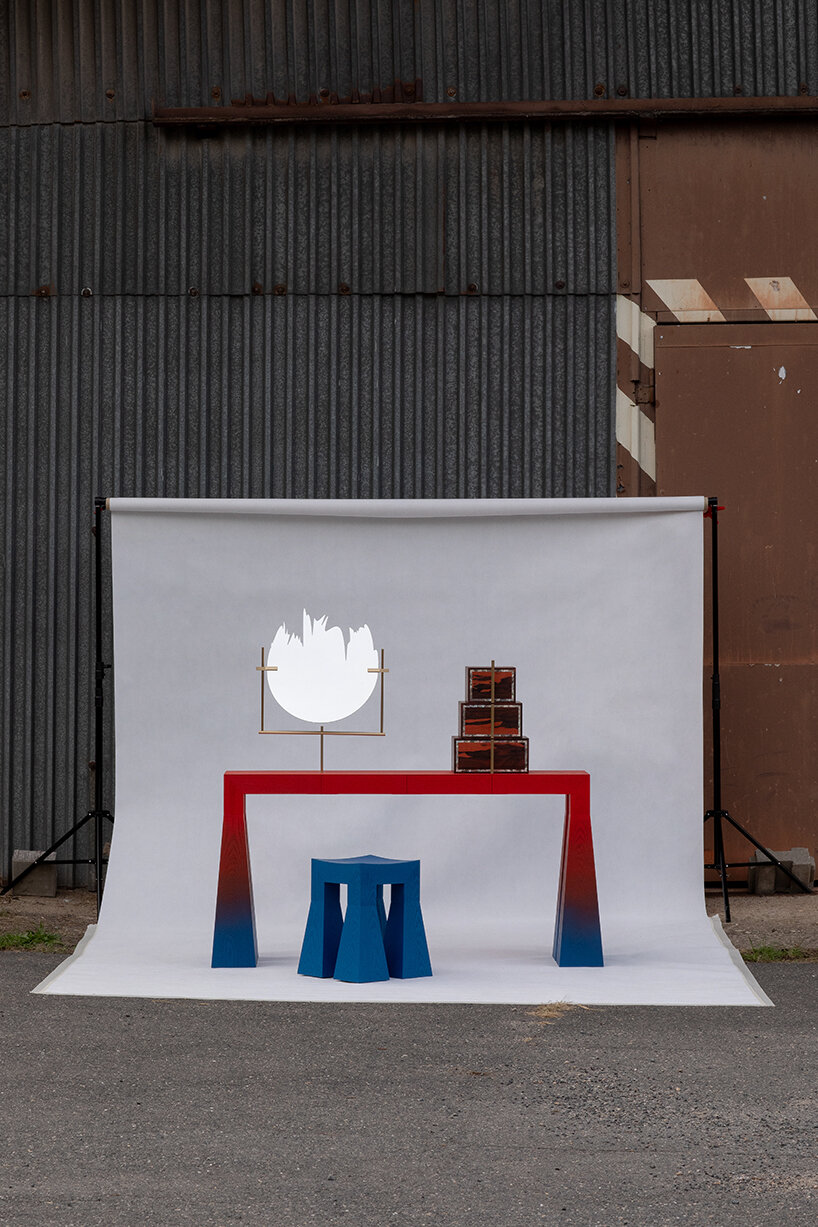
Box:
788;848;815;890
749;854;777;895
11;850;57;897
773;857;795;893
749;848;815;894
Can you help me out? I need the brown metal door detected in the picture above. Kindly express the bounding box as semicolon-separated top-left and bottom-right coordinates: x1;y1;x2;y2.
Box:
656;322;818;865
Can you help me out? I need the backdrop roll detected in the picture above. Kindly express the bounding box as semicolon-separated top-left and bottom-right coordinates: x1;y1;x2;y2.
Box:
36;497;769;1005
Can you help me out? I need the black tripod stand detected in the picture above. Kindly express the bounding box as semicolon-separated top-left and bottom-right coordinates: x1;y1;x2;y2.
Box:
704;496;812;922
1;498;114;916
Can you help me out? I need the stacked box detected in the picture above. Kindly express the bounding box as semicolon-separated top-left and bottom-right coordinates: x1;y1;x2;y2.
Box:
453;666;529;772
466;666;516;702
460;701;522;737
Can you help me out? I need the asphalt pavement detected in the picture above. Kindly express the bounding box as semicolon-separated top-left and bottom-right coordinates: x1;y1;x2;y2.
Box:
1;955;816;1226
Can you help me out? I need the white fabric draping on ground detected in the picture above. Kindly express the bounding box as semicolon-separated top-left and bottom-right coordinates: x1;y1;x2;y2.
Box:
36;497;769;1006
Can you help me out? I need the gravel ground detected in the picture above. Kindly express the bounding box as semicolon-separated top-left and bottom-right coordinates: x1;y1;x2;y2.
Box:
0;889;97;950
1;888;817;1226
0;955;816;1227
705;889;818;955
2;886;817;955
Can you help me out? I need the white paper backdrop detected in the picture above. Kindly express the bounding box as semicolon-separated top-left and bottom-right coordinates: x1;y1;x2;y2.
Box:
36;498;769;1005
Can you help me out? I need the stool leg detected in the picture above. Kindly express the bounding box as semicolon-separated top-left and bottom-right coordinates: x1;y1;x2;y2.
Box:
298;881;343;978
384;878;432;979
333;876;390;983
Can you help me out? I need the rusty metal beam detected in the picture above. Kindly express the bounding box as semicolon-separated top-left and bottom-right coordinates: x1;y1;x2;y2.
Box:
153;94;818;128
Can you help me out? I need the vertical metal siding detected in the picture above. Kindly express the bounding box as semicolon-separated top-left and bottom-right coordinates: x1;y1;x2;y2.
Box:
606;0;818;97
5;3;818;880
1;0;626;878
0;122;613;296
0;290;613;875
3;0;817;126
2;295;613;500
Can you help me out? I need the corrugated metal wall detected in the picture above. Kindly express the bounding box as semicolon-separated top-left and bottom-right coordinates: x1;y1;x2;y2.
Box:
14;0;813;877
3;0;818;121
1;124;614;878
1;123;612;294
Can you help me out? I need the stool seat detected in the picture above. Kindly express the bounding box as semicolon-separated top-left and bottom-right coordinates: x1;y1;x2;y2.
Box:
297;853;433;983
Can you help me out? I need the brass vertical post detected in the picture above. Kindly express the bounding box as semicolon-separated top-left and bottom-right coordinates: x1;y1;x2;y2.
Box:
260;646;265;732
380;647;387;731
489;659;496;773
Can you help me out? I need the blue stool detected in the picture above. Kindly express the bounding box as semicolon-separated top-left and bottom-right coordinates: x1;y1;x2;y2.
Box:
297;854;433;983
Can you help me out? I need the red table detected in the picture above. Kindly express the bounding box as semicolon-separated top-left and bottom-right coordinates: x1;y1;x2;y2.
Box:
211;770;603;969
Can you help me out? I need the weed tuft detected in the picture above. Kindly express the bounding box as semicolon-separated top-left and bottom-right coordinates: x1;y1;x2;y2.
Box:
0;923;61;950
743;944;810;963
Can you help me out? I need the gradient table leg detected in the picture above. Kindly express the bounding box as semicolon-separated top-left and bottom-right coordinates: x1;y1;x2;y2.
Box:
211;779;258;967
552;779;603;967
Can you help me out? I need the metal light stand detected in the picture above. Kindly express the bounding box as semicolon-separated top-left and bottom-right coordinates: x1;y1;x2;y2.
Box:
704;496;812;921
1;497;114;916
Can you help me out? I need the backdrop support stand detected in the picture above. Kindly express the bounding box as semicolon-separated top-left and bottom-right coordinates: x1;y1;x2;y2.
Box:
703;497;812;922
1;498;114;916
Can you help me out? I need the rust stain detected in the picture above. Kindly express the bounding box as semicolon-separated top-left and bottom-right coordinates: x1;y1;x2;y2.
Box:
655;322;818;855
152;94;818;128
227;79;424;110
